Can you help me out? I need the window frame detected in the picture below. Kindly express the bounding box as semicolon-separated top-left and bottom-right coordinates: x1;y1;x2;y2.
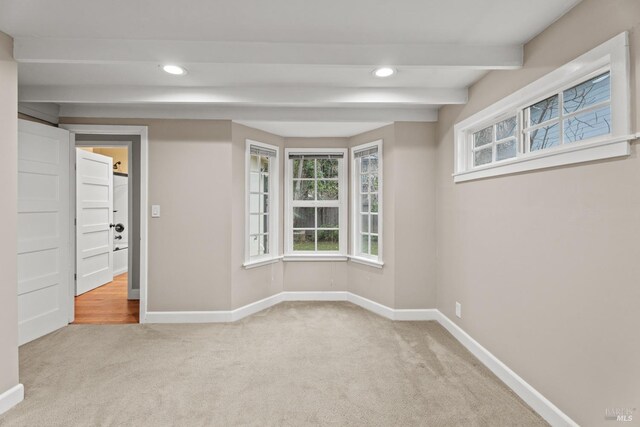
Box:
243;139;280;269
350;140;384;268
284;148;348;261
454;32;632;183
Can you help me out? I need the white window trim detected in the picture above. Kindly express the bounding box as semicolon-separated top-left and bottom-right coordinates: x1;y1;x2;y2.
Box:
243;139;280;268
454;32;632;183
284;147;348;260
350;140;384;268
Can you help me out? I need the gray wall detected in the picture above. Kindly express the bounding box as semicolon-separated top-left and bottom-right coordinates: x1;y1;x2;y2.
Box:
0;31;19;396
231;123;285;308
435;0;640;425
61;118;235;311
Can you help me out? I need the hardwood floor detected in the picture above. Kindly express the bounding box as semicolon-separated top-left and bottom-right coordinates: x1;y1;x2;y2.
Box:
74;273;139;324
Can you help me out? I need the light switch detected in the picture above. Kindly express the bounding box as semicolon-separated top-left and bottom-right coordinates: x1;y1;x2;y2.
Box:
151;205;161;218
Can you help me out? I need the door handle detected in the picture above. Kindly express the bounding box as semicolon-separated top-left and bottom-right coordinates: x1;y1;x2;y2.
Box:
109;224;116;228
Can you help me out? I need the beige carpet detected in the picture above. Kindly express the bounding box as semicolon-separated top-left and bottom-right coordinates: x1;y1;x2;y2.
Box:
0;302;547;426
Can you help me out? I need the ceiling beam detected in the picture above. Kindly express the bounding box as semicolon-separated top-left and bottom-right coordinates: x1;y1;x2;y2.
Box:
14;38;523;69
20;85;467;106
57;104;439;123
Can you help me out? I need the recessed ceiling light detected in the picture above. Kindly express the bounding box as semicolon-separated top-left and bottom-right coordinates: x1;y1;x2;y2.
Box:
373;67;396;78
162;65;187;75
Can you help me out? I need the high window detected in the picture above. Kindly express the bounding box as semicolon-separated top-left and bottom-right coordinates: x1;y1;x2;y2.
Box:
244;140;279;267
284;149;347;259
350;141;383;267
454;32;631;183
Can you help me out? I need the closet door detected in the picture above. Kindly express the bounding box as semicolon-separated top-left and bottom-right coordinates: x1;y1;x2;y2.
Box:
17;119;71;345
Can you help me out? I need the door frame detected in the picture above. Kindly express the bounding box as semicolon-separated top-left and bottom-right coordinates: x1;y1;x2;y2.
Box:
61;124;149;324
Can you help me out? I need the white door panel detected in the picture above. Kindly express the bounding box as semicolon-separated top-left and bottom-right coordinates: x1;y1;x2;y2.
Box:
76;149;114;295
17;119;71;345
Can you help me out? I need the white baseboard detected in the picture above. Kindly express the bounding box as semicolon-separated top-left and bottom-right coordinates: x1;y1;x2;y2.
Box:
393;308;440;321
435;312;578;427
347;293;395;319
113;267;128;276
231;293;284;321
143;292;576;426
144;292;436;324
0;384;24;416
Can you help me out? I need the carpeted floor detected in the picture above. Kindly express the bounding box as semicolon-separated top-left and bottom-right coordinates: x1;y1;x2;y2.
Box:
0;302;547;426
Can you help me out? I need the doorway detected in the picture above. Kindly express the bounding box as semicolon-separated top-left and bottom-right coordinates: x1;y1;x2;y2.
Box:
73;144;138;323
62;124;149;326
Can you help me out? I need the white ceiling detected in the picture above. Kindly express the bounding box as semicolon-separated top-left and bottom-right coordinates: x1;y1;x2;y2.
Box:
0;0;580;44
0;0;581;136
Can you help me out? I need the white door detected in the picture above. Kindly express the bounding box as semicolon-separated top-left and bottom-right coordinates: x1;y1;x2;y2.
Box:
18;120;71;345
76;149;114;295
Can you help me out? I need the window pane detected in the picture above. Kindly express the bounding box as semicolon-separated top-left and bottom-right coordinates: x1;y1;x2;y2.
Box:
370;194;379;213
369;155;378;173
371;214;378;234
249;235;260;257
293;180;314;200
496;116;517;140
317;180;339;200
361;157;369;173
259;234;269;255
361;234;369;254
250;214;268;234
318;230;339;251
261;173;269;193
496;139;517;161
361;214;369;233
318;207;339;228
293;207;315;228
529;123;560;151
249;194;269;214
250;155;260;172
473;126;493;148
317;159;338;179
360;173;369;193
370;175;379;192
564;105;611;143
361;194;369;213
292;159;314;179
474;147;492;166
371;236;379;256
293;230;315;251
527;95;559;126
260;156;269;173
563;72;610;114
250;172;260;192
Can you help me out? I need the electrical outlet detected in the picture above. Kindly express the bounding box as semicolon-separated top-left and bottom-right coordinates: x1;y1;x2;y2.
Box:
455;302;462;318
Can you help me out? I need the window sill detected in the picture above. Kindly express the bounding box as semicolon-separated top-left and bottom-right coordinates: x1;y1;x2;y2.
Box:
243;256;283;269
283;255;348;262
348;256;384;269
453;135;633;183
